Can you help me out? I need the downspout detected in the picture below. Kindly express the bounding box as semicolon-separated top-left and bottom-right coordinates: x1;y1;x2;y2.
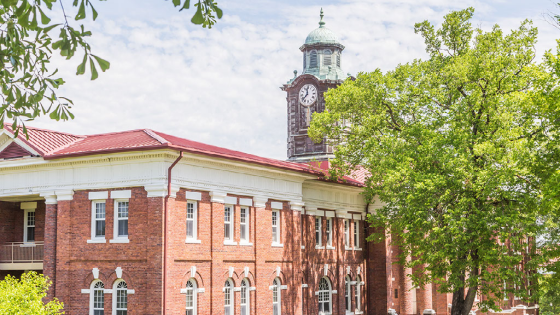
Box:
163;151;183;315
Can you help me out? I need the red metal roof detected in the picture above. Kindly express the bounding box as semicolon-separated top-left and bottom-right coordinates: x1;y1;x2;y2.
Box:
1;125;365;186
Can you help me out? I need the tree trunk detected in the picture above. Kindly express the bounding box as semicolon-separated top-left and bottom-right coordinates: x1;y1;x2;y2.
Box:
451;286;477;315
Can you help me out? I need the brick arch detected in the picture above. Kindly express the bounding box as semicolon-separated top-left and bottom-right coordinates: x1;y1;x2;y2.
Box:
221;270;240;284
269;269;286;284
83;269;109;288
238;270;255;286
318;265;337;282
181;269;205;288
106;269;136;288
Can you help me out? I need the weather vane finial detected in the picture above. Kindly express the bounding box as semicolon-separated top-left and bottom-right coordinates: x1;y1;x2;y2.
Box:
319;8;325;28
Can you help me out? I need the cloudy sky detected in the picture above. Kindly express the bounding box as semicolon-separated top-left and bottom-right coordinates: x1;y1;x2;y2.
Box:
28;0;560;160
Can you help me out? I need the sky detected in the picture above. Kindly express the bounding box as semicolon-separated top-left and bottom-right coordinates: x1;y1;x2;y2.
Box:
27;0;560;160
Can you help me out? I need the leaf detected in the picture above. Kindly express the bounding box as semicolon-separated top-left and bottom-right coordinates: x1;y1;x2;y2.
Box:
172;0;181;6
75;0;86;20
76;53;87;75
37;6;51;24
42;23;61;33
89;57;98;80
180;0;190;11
92;55;110;72
91;3;98;21
191;5;205;25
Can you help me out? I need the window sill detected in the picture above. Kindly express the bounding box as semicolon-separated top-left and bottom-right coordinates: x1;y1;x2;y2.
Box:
110;239;129;243
271;243;284;248
345;247;353;251
355;311;364;315
87;239;106;244
239;241;253;246
223;240;238;246
346;312;355;315
315;245;325;250
326;246;336;250
354;248;362;251
301;245;305;249
185;239;202;244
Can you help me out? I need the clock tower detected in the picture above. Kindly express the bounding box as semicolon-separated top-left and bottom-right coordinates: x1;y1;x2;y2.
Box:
281;9;349;162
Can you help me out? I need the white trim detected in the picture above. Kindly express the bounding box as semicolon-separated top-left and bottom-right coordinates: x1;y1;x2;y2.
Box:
272;209;280;244
20;202;37;210
112;199;129;242
23;208;36;243
301;245;305;249
315;245;325;250
239;241;253;246
253;196;268;208
89;191;108;200
315;216;322;247
326;246;336;250
239;198;253;206
271;201;283;210
186;200;199;243
223;240;238;246
240;206;249;243
185;191;202;201
110;190;131;199
325;211;335;218
89;280;105;315
225;196;237;204
302;284;308;288
81;289;91;294
90;200;106;243
271;243;284;247
0;262;43;270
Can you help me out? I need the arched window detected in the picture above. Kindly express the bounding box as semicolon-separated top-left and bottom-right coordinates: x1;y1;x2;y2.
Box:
224;279;234;315
323;49;332;66
90;280;105;315
272;278;281;315
185;279;197;315
345;275;351;312
318;277;331;315
310;50;318;68
240;278;250;315
113;280;127;315
355;275;362;312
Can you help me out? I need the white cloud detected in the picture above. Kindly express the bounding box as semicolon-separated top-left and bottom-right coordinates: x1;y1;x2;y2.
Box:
27;0;560;160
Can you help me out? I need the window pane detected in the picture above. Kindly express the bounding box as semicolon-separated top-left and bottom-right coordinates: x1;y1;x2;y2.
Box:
118;202;129;218
116;311;127;315
27;212;35;225
117;289;127;308
96;220;105;237
186;310;193;315
272;226;277;242
27;226;35;242
94;311;104;315
187;220;194;238
241;225;246;241
225;224;230;240
118;220;128;237
96;203;106;218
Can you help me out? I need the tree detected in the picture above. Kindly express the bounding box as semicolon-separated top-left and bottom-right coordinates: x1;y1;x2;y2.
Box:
0;271;63;314
309;7;560;315
0;0;222;136
540;273;560;315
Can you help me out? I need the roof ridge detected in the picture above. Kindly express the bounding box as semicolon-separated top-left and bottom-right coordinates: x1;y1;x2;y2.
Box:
3;123;86;138
143;129;170;145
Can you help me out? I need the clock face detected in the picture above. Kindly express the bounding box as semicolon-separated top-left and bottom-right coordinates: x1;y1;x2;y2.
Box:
299;84;318;106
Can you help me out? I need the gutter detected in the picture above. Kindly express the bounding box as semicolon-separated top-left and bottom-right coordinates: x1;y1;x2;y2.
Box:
163;151;183;315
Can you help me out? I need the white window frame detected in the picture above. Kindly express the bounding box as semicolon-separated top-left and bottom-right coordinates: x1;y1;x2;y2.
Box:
224;205;235;244
112;279;128;315
90;280;105;315
315;217;323;249
355;275;362;313
186;201;200;244
272;278;281;315
353;221;361;250
326;218;333;249
272;210;281;245
185;279;197;315
23;208;36;243
240;207;250;244
111;199;129;243
344;220;350;250
504;281;508;301
345;276;351;313
224;279;234;315
318;277;332;315
89;200;107;243
240;278;250;315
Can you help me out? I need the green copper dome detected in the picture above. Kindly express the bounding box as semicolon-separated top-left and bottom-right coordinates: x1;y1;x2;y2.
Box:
304;8;340;45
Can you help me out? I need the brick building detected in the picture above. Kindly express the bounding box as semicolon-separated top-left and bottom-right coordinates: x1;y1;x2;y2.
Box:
0;10;537;315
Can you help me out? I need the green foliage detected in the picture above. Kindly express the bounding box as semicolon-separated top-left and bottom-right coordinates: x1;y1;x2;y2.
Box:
540;273;560;315
0;0;222;137
310;7;560;315
0;271;63;314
